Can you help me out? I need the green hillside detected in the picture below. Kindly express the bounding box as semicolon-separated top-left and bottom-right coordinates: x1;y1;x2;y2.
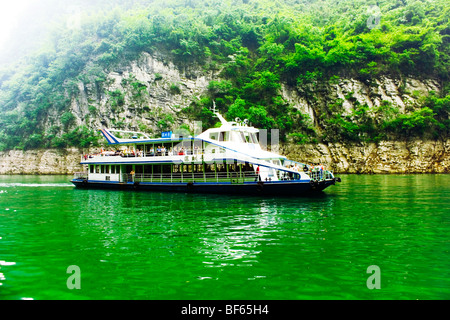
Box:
0;0;448;151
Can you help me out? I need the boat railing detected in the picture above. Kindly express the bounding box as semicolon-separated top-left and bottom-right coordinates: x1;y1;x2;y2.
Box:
120;151;201;157
82;146;228;160
74;172;88;179
308;170;334;181
122;170;264;184
284;160;334;181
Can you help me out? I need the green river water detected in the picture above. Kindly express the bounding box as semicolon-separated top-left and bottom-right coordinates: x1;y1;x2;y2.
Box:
0;174;448;300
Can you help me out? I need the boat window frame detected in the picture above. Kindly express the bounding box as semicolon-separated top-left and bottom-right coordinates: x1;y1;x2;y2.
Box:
209;132;218;140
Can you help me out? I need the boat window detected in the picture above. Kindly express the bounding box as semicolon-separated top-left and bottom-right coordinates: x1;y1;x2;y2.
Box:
125;165;133;174
230;131;244;143
250;133;258;144
219;131;229;141
240;132;247;143
242;162;253;171
135;166;142;174
243;132;250;143
210;133;218;140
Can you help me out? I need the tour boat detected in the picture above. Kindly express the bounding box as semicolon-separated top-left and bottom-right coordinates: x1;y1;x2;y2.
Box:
71;112;341;195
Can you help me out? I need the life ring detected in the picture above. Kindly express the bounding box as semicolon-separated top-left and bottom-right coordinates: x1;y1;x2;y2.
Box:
310;179;318;190
82;179;88;187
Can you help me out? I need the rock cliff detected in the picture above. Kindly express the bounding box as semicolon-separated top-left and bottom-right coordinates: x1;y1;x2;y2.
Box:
1;52;448;175
1;139;448;175
280;139;449;174
0;148;83;175
64;51;217;134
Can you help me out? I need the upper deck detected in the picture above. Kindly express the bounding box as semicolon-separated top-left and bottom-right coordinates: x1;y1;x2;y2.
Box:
89;113;285;166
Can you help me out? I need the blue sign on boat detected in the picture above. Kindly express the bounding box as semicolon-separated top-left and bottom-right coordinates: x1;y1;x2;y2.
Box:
161;131;172;138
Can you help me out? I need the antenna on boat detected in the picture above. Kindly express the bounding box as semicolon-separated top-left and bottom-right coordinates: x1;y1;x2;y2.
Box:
210;100;228;125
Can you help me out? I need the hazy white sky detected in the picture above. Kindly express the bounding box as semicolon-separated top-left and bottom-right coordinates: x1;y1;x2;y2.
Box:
0;0;37;50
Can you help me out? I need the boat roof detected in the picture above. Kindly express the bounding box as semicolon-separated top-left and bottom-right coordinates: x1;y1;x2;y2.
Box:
99;128;186;145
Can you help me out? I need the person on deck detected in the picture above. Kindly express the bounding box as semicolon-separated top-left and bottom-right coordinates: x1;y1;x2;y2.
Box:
256;165;261;181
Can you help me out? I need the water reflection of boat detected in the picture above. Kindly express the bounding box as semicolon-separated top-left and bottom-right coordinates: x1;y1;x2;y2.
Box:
71;111;341;195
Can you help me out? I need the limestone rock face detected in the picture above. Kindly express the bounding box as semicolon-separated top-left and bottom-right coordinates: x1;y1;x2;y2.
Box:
1;52;448;175
1;139;447;175
0;148;83;175
280;139;450;174
57;51;218;134
277;74;447;174
281;76;441;126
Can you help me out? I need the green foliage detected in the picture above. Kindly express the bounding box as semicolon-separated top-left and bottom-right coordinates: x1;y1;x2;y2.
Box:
24;134;43;150
324;113;362;142
60;112;76;129
88;105;97;115
227;98;248;121
108;89;125;111
169;83;181;95
125;76;147;98
383;107;439;136
59;126;101;148
422;92;450;122
243;71;280;102
207;80;233;95
359;61;379;82
157;114;175;131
